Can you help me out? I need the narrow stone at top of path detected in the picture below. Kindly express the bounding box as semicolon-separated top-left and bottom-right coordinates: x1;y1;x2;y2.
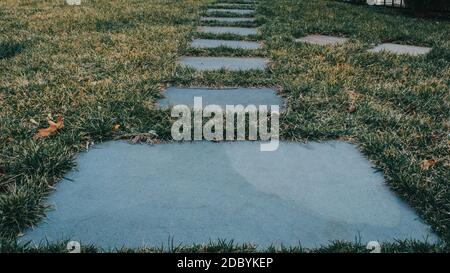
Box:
200;17;255;22
206;8;255;15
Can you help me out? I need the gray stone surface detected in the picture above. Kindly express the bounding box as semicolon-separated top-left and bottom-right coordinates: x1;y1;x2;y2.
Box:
190;39;261;49
212;3;253;8
198;26;258;36
296;34;348;46
221;0;255;2
23;141;435;249
178;56;267;71
158;87;282;108
367;43;431;56
200;17;255;23
207;8;255;15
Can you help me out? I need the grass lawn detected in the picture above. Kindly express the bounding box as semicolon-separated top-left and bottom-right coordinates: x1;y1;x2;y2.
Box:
0;0;449;252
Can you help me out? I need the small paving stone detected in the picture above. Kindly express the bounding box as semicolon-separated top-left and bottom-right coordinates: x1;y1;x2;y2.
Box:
198;26;258;36
367;43;432;56
200;17;255;23
23;141;436;248
190;39;261;49
158;87;282;109
296;34;348;46
178;56;267;71
207;8;255;15
212;3;253;8
221;0;255;2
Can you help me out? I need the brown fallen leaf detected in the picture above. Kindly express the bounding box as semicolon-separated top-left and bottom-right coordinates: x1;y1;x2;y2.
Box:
420;159;436;171
347;105;356;113
112;124;121;131
347;91;359;113
33;114;64;139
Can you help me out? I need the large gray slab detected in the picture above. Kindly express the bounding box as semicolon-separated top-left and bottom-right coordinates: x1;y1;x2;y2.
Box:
178;56;267;71
198;26;258;36
23;141;435;249
158;87;282;108
207;8;255;15
367;43;431;56
296;34;348;46
200;17;255;23
190;39;261;49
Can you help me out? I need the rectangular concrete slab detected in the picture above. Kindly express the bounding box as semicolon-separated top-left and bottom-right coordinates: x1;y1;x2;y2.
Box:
212;3;254;8
23;141;436;249
158;87;282;109
190;39;261;49
178;56;267;71
296;34;348;46
221;0;255;2
207;8;255;15
367;43;431;56
198;26;258;36
200;17;255;23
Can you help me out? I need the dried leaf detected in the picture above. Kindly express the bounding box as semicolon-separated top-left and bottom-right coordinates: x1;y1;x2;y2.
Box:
112;124;121;131
33;114;64;139
347;105;356;113
347;91;359;113
420;159;436;171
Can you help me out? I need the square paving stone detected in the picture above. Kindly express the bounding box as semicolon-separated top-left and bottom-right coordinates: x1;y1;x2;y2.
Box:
200;17;255;23
367;43;432;56
198;26;258;36
207;8;255;15
23;141;436;249
296;34;349;46
190;39;261;49
158;87;282;109
178;56;267;71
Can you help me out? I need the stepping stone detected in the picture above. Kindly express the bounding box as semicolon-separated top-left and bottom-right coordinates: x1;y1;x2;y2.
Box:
221;0;255;2
190;39;261;49
367;43;431;56
212;3;253;8
200;17;255;23
23;141;436;249
296;34;348;46
198;26;258;36
158;87;282;109
207;8;255;15
178;56;267;71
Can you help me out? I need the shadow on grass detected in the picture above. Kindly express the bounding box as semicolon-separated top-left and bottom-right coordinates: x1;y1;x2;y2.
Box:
0;41;25;60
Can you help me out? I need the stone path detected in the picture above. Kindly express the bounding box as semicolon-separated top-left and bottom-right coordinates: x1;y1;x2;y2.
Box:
201;17;255;23
191;39;261;49
197;26;258;36
207;8;255;15
295;35;431;56
179;56;267;71
367;43;432;56
23;141;435;248
296;34;348;46
24;0;436;249
159;87;281;108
